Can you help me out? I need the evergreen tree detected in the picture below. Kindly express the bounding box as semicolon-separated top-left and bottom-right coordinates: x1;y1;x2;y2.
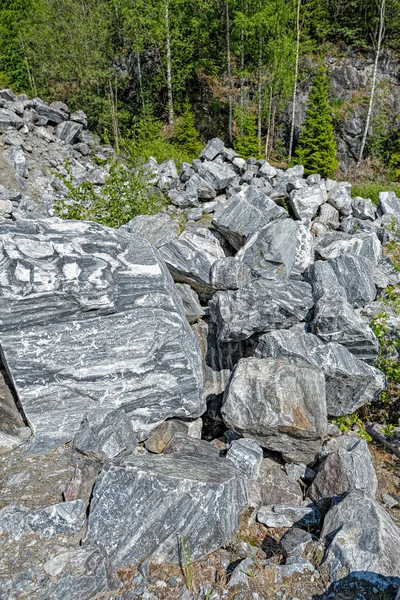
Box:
294;68;338;177
234;107;259;159
174;101;202;157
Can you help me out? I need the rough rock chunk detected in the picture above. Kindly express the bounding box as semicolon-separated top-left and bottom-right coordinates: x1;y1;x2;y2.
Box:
0;220;203;452
249;459;303;507
236;219;313;277
377;191;400;216
320;490;400;582
120;213;179;248
55;121;83;145
199;138;225;161
212;186;287;250
288;183;327;223
315;203;340;229
0;108;24;131
255;329;385;416
304;260;345;303
311;296;380;362
222;358;327;463
326;254;376;308
163;433;220;458
186;173;217;200
73;409;138;460
280;528;313;558
159;227;226;299
257;504;315;528
0;366;32;454
352;196;376;220
40;546;119;600
36;103;68;125
314;231;382;265
84;454;248;567
0;500;86;540
176;283;204;322
209;278;314;342
226;438;263;480
210;257;253;290
308;436;378;502
4;146;28;178
327;182;352;215
196;161;237;191
144;420;189;453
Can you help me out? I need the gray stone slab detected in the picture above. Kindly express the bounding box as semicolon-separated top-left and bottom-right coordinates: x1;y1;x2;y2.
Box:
314;231;382;265
0;220;203;452
159;227;226;300
209;278;313;341
196;161;237;191
255;329;385;416
120;213;179;248
84;454;248;567
320;490;400;582
288;183;327;223
236;219;313;277
212;186;287;250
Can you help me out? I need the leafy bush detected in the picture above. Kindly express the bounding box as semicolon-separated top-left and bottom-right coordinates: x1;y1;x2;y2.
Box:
125;106;201;168
54;160;165;229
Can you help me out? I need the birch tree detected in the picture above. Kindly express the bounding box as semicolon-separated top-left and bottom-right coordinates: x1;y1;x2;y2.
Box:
164;0;174;125
357;0;386;164
226;0;233;143
288;0;301;162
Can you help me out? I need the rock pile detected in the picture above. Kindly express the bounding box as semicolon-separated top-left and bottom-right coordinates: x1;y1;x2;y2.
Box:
0;98;400;599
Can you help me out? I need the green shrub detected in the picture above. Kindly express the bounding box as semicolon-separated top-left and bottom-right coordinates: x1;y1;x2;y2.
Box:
351;181;400;205
54;160;165;229
173;101;202;158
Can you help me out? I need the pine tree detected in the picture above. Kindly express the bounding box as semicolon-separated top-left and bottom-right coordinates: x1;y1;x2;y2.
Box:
294;68;338;177
174;101;202;158
234;107;259;159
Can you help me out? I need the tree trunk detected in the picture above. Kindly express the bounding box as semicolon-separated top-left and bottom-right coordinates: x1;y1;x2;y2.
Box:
257;28;263;151
226;0;233;144
288;0;301;163
357;0;386;164
137;51;145;112
265;84;273;158
165;0;174;126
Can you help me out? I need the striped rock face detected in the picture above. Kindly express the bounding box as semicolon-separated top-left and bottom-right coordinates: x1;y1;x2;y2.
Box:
0;219;204;453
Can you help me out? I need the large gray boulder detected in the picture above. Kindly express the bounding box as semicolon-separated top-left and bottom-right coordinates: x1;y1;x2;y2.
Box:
249;458;303;508
175;283;204;322
314;231;382;265
328;254;377;308
159;226;226;300
0;108;24;131
308;436;378;502
236;218;314;277
377;191;400;216
320;490;400;583
327;182;352;215
120;213;179;248
84;454;248;567
196;161;237;191
304;260;346;303
199;137;225;161
36;103;69;125
209;278;314;342
212;186;287;250
55;121;83;145
255;329;385;416
288;183;327;223
222;358;327;463
352;196;376;220
311;295;380;362
0;219;204;452
210;257;253;290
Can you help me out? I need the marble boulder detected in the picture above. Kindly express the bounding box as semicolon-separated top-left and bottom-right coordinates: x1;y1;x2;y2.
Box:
84;454;248;567
222;358;327;463
0;219;204;452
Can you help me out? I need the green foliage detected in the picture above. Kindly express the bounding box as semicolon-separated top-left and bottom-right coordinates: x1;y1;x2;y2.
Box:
234;106;259;159
126;107;198;167
351;181;400;205
331;414;372;441
180;537;193;593
173;101;202;157
54;159;164;228
294;67;338;177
